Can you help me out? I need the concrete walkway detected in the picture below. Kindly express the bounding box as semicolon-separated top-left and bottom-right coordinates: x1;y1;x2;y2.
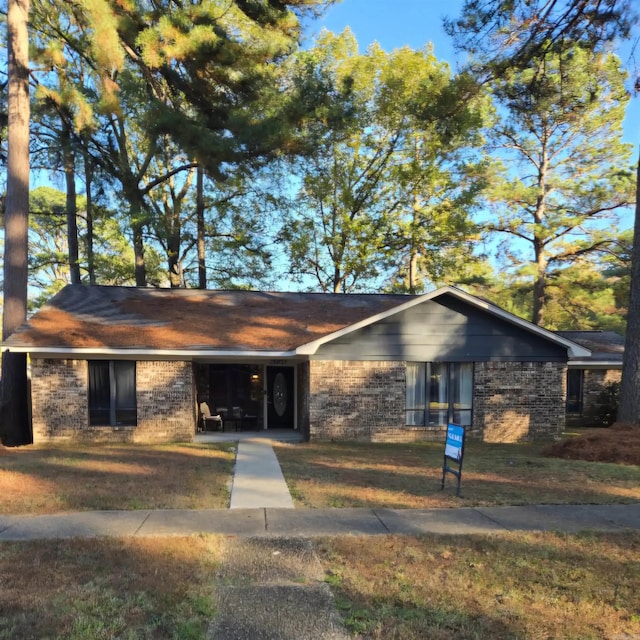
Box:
230;440;294;509
1;504;639;542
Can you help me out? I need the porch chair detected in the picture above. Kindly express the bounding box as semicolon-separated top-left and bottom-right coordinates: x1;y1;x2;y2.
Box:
199;402;223;432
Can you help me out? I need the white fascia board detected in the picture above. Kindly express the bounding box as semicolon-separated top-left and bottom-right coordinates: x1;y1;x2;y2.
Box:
568;360;622;368
1;345;298;360
295;285;592;358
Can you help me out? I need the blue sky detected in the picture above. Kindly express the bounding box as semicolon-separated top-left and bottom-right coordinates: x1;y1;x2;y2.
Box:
309;0;464;64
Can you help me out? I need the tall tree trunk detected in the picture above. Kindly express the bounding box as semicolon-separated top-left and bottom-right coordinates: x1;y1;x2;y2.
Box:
167;210;182;288
617;153;640;425
132;218;146;287
128;190;147;287
408;249;419;295
532;239;546;326
408;193;420;295
197;166;207;289
1;0;31;446
83;148;96;284
531;154;548;326
63;122;80;284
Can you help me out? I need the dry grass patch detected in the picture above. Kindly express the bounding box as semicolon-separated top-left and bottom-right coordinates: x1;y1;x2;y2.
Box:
274;440;640;508
2;532;638;640
0;536;226;639
0;443;235;515
317;531;640;639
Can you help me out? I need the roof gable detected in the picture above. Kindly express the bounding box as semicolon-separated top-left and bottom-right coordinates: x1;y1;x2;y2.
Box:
298;286;591;358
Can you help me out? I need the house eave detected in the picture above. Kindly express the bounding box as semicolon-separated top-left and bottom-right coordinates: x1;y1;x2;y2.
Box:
1;345;299;360
568;360;622;369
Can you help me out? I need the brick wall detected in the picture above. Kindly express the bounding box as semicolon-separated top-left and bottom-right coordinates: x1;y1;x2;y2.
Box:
30;359;195;444
308;359;566;443
31;359;88;441
473;361;566;442
136;361;195;443
309;360;406;441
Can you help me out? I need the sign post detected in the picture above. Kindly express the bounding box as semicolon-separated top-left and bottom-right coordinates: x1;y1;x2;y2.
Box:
441;423;465;497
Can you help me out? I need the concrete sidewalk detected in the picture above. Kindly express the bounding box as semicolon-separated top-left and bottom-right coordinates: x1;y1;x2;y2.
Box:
1;503;639;541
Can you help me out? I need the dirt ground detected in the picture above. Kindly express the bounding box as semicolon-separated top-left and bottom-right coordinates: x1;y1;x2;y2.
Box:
543;423;640;466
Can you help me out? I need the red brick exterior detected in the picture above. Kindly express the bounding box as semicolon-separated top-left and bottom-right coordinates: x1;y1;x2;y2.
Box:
31;356;568;444
308;360;405;441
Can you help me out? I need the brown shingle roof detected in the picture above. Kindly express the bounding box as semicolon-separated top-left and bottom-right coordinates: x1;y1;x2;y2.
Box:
557;330;624;363
4;285;415;352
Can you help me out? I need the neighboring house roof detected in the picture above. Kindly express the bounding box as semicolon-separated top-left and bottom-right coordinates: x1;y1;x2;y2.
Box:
2;284;591;359
557;330;624;367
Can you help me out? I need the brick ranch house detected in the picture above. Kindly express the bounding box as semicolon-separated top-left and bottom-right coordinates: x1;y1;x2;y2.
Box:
0;284;619;444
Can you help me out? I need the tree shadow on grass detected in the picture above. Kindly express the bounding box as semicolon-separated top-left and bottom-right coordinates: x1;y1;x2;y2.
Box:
317;531;640;639
0;535;225;639
274;443;640;508
0;443;236;514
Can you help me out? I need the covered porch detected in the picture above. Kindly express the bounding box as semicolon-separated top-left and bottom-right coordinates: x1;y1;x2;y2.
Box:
194;361;305;435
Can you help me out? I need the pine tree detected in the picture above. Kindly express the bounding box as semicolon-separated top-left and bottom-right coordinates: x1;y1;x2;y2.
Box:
2;0;31;445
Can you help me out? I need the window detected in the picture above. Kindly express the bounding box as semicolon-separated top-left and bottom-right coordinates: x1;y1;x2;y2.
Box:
406;362;473;427
566;369;584;414
88;361;137;426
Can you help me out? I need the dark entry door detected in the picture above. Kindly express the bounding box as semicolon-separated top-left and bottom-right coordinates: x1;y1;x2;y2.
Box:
266;366;295;429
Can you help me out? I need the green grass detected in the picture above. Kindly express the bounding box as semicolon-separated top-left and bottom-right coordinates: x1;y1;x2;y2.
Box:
274;440;640;508
0;536;222;640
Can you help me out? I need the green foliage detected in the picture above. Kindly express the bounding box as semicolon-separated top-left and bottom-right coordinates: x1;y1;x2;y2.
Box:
28;187;72;309
279;30;488;292
481;43;634;324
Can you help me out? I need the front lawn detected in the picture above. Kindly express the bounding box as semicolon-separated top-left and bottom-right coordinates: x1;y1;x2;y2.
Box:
273;440;640;508
317;531;640;639
1;532;638;639
0;443;235;515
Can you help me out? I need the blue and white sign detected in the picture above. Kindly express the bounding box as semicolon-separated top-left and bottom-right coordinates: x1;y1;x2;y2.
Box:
445;423;464;461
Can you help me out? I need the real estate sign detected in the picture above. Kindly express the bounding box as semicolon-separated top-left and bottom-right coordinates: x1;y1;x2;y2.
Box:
445;424;464;461
441;423;466;497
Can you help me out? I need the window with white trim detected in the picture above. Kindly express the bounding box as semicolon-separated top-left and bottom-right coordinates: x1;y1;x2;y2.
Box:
406;362;473;427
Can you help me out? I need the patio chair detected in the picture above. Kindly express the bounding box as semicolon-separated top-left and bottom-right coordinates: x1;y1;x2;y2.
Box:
199;402;223;432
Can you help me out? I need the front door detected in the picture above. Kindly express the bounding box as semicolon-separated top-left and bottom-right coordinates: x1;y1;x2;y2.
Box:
266;366;295;429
